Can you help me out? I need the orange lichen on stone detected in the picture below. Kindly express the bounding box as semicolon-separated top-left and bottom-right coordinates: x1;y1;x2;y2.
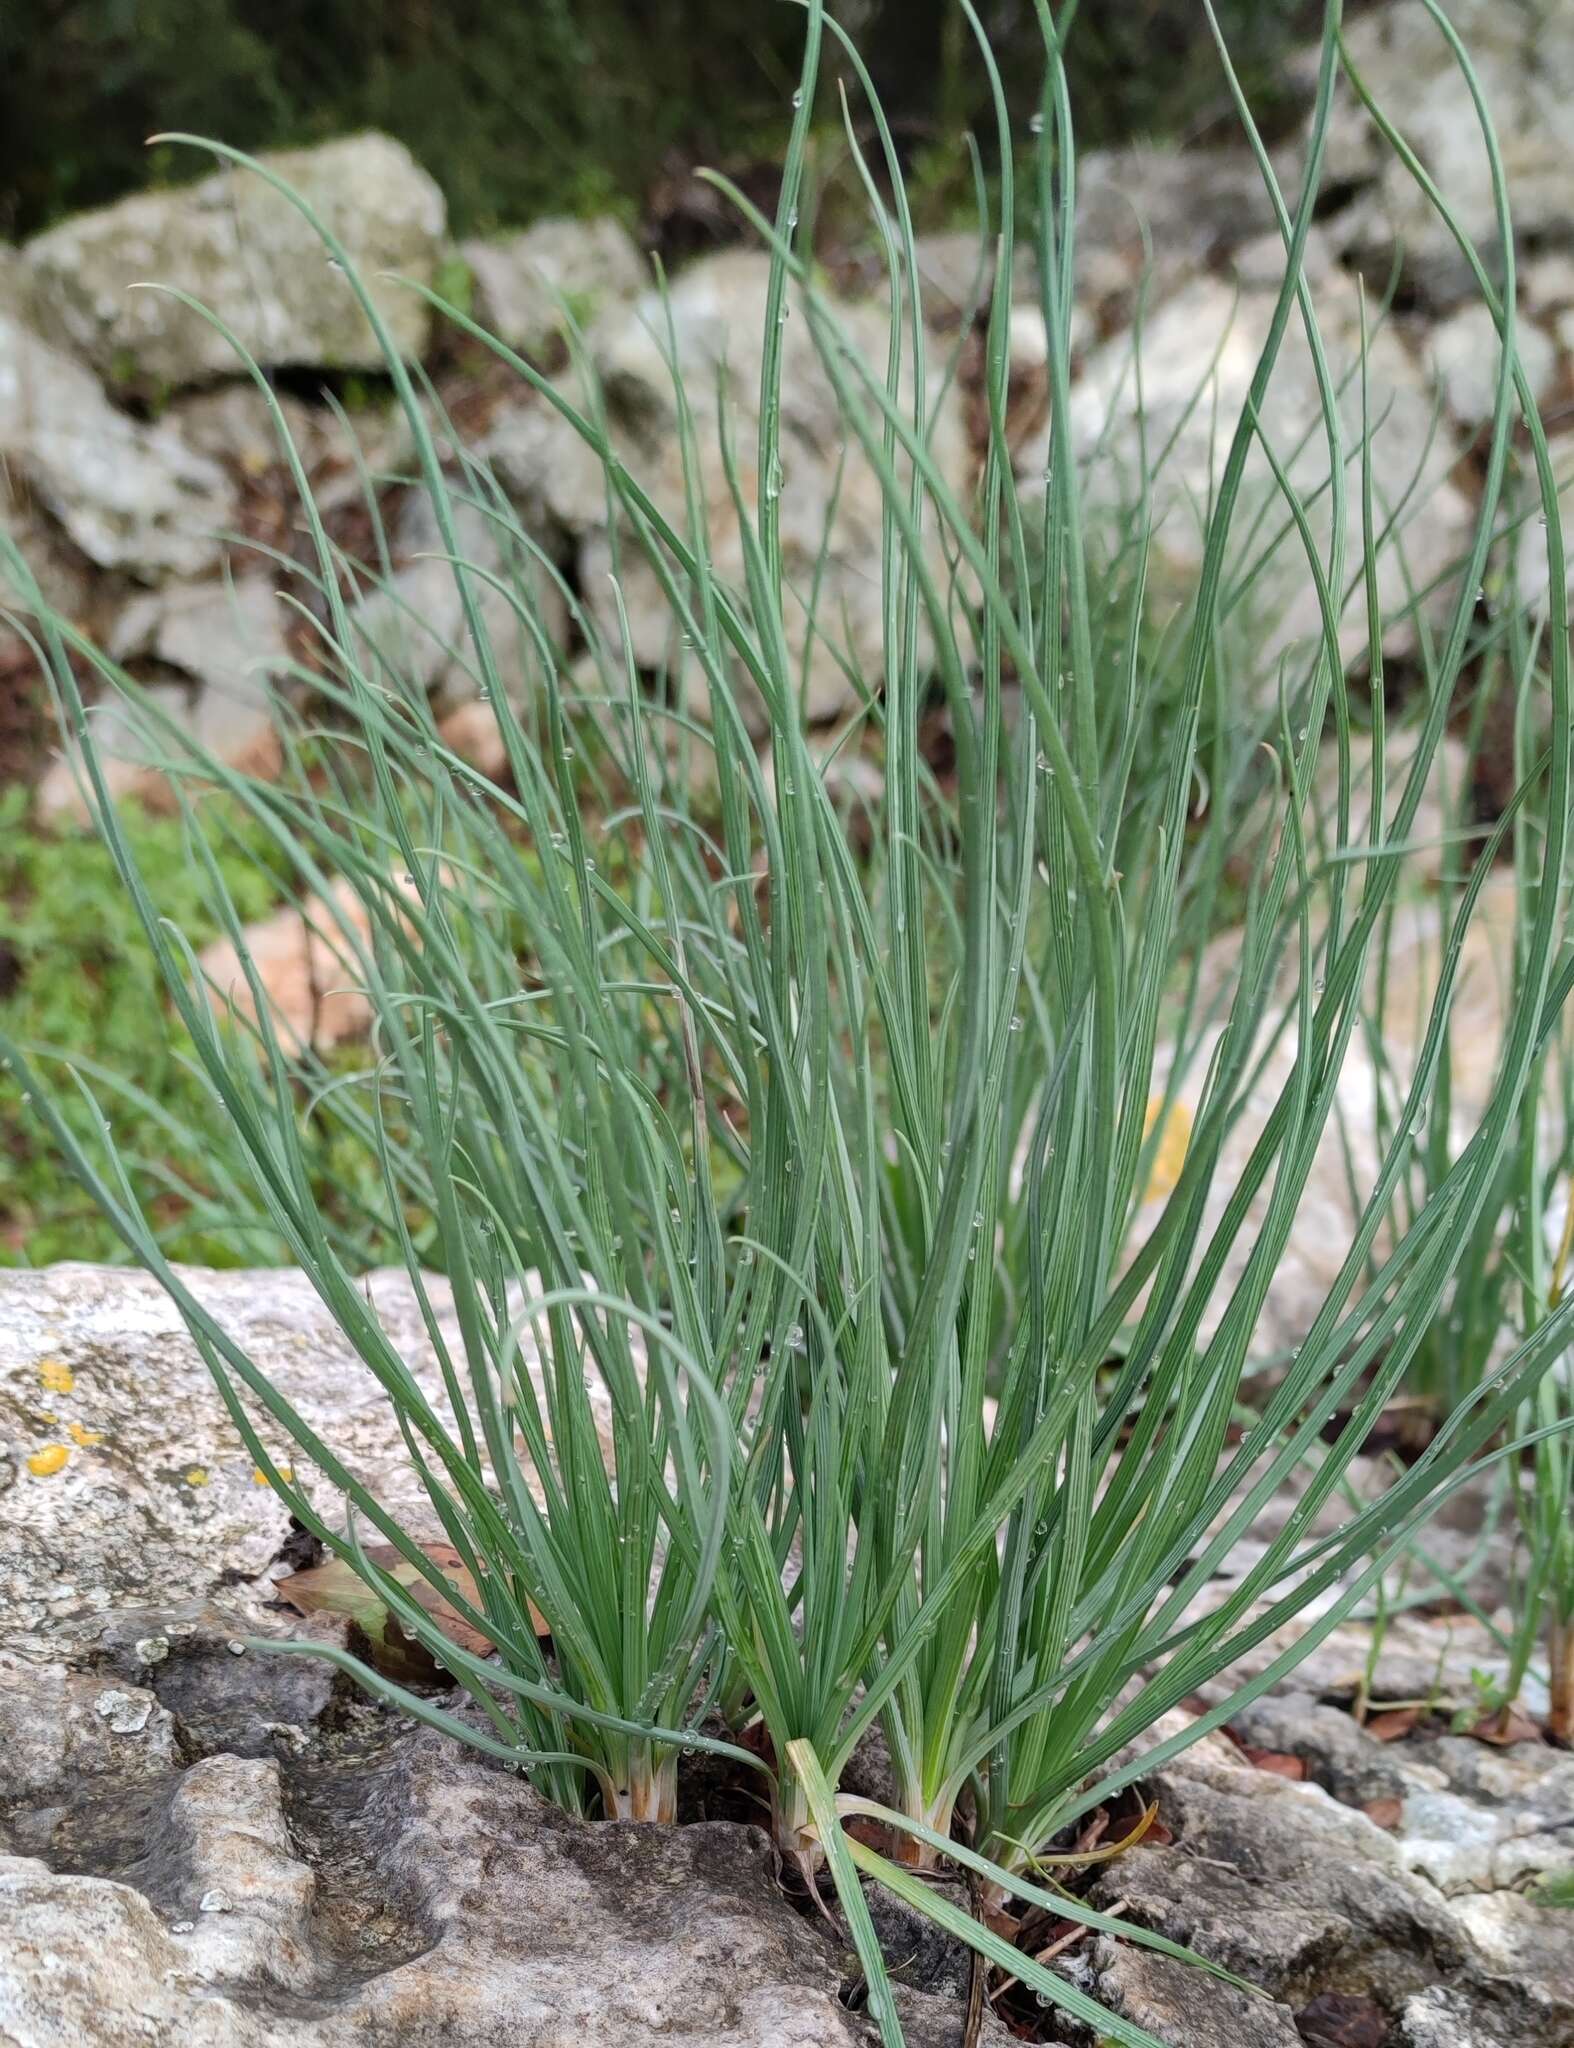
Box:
66;1423;104;1447
27;1444;71;1477
37;1357;75;1394
185;1467;209;1487
252;1464;295;1486
1142;1095;1193;1202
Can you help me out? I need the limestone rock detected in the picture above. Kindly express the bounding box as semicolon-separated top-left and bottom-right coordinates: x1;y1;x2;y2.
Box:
0;1264;596;1649
1523;251;1574;319
1427;302;1557;430
1034;275;1473;684
463;215;647;357
346;485;569;714
36;576;289;823
904;231;998;330
478;250;975;729
166;383;328;478
0;1727;874;2048
1513;430;1574;617
1074;144;1286;324
0;486;100;627
0;1652;177;1810
1071;1738;1574;2045
0;311;234;578
1318;0;1574;309
1082;1941;1303;2046
22;135;447;389
32;679;192;825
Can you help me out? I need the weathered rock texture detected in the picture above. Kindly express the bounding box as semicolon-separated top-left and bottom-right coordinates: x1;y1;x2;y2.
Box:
37;574;289;823
0;1725;879;2048
479;249;975;729
1321;0;1574;308
0;1263;603;1647
462;215;648;357
2;1265;1572;2047
21;135;447;388
1038;274;1474;679
0;311;234;580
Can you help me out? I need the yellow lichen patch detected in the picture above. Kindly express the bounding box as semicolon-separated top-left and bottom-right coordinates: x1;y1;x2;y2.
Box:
185;1466;210;1487
1142;1096;1193;1202
27;1444;71;1478
66;1423;104;1447
37;1358;75;1395
252;1464;295;1487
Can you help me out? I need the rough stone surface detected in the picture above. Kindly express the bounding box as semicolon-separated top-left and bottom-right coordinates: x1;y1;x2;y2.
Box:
478;250;974;728
1073;144;1287;325
3;1265;1573;2045
0;311;234;578
463;215;647;357
1059;1736;1574;2048
0;1725;880;2048
21;135;447;388
1514;430;1574;618
35;575;288;822
1427;302;1558;430
1227;1692;1574;1904
1036;275;1474;682
0;1263;606;1649
1130;1010;1393;1363
1081;1941;1303;2046
0;485;101;625
1320;0;1574;309
347;484;569;714
29;679;187;825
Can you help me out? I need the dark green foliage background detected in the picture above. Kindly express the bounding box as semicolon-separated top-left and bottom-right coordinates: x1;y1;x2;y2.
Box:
1;1;1318;240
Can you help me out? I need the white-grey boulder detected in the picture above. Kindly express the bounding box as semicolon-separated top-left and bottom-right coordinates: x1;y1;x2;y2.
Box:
479;249;975;729
0;311;234;578
1428;301;1557;430
1074;143;1287;322
346;484;569;714
1318;0;1574;309
0;1729;880;2048
1037;275;1473;682
36;575;290;822
0;1263;610;1648
463;215;647;357
21;134;447;389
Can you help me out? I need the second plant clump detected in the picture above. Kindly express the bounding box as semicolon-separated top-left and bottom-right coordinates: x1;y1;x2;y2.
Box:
6;2;1573;2041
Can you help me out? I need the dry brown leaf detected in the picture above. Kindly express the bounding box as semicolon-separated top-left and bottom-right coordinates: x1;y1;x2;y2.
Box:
1362;1707;1421;1743
278;1539;546;1683
1466;1704;1541;1747
1239;1746;1308;1780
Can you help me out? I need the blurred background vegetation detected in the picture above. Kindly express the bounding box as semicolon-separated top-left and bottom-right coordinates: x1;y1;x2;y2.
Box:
1;0;1321;242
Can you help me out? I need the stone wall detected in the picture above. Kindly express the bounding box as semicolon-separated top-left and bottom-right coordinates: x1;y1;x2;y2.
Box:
1;0;1571;822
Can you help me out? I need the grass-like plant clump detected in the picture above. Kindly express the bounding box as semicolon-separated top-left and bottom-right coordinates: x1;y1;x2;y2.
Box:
5;1;1573;2038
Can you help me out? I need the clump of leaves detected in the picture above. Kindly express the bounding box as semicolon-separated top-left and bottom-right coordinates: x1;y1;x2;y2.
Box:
6;1;1573;2042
